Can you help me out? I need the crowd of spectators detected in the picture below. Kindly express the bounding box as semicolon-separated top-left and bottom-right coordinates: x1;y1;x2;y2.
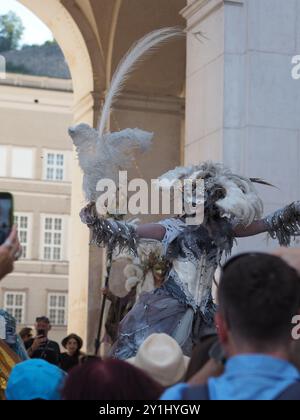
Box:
1;226;300;400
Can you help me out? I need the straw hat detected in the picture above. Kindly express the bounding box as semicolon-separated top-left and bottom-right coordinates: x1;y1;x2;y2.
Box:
127;333;190;387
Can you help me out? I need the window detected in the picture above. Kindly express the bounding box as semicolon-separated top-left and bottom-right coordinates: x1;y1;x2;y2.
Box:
4;292;26;324
48;293;68;326
0;146;7;177
11;147;34;179
14;214;31;259
44;152;65;181
42;216;64;261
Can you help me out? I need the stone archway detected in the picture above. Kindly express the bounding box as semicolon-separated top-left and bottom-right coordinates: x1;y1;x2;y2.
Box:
18;0;187;352
18;0;104;347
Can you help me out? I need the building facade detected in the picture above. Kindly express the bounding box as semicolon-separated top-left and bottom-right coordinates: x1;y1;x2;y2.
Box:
9;0;300;352
0;73;73;345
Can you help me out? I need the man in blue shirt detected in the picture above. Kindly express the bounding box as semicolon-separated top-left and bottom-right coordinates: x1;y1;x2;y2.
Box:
161;253;300;400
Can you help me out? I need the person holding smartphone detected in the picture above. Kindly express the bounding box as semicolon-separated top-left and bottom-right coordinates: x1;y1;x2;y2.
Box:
26;317;61;366
0;226;22;281
0;193;22;281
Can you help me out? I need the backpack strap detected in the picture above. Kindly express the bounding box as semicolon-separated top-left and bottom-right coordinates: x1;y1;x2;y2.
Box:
181;383;210;400
275;382;300;400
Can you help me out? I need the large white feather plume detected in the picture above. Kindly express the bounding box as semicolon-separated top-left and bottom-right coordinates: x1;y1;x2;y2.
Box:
98;27;184;136
69;27;184;203
69;123;153;202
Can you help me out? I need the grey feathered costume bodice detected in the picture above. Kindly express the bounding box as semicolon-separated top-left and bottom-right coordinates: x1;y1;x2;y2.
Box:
109;216;234;359
158;217;233;313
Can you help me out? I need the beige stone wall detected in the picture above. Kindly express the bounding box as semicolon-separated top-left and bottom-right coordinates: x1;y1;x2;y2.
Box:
182;0;300;254
0;74;73;346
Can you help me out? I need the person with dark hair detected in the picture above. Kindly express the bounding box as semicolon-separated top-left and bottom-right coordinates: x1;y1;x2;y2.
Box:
26;317;60;366
60;334;84;372
161;253;300;400
19;327;33;345
61;358;164;400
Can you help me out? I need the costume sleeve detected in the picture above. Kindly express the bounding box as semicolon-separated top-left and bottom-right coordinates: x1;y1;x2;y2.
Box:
158;218;186;254
264;201;300;246
80;203;138;255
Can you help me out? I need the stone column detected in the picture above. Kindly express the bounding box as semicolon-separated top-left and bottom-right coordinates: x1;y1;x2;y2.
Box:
181;0;300;252
69;91;184;353
68;92;104;354
19;0;106;353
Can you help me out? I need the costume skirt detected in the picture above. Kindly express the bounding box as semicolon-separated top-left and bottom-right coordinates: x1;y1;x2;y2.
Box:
110;283;216;360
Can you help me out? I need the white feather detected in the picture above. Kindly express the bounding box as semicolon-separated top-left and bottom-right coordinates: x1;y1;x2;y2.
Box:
98;27;184;137
69;27;185;202
69;124;153;202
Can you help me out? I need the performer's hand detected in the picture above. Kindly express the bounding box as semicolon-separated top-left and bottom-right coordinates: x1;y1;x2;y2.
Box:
101;287;115;302
80;201;97;226
272;248;300;274
101;287;109;296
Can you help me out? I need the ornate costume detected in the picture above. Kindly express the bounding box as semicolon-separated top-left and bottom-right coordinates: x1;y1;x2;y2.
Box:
80;164;300;359
103;241;169;345
69;28;300;359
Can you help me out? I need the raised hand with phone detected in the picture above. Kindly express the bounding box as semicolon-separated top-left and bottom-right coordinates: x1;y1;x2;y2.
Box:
0;192;22;281
0;226;22;276
25;317;61;366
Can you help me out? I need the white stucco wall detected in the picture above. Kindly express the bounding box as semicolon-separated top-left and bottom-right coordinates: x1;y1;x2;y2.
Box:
183;0;300;253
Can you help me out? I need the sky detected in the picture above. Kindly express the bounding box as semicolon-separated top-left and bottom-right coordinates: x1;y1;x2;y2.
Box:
0;0;53;46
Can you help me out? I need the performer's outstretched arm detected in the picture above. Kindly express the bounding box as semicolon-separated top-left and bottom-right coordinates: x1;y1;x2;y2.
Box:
136;224;165;241
234;219;267;238
80;202;167;254
233;201;300;246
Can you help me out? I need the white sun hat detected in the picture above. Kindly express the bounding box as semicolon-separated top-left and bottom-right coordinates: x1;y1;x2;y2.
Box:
127;333;190;387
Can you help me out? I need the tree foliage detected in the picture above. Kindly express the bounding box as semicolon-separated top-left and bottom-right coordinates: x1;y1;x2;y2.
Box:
0;12;24;53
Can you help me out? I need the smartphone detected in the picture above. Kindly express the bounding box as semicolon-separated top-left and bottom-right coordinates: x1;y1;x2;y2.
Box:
0;193;14;245
37;329;46;337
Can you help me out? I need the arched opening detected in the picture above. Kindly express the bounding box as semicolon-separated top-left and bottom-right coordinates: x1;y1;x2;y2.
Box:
0;0;102;349
7;0;187;353
19;0;97;106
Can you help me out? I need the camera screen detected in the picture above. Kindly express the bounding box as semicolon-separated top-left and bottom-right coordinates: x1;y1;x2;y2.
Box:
0;196;12;245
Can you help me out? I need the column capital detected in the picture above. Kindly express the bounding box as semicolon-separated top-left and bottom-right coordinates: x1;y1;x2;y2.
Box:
181;0;244;29
73;90;104;125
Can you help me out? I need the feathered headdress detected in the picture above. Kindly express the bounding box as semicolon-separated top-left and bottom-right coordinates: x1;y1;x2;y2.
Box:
158;161;272;226
69;27;184;203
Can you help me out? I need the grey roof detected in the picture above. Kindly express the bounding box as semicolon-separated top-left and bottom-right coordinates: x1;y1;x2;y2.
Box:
2;43;71;80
